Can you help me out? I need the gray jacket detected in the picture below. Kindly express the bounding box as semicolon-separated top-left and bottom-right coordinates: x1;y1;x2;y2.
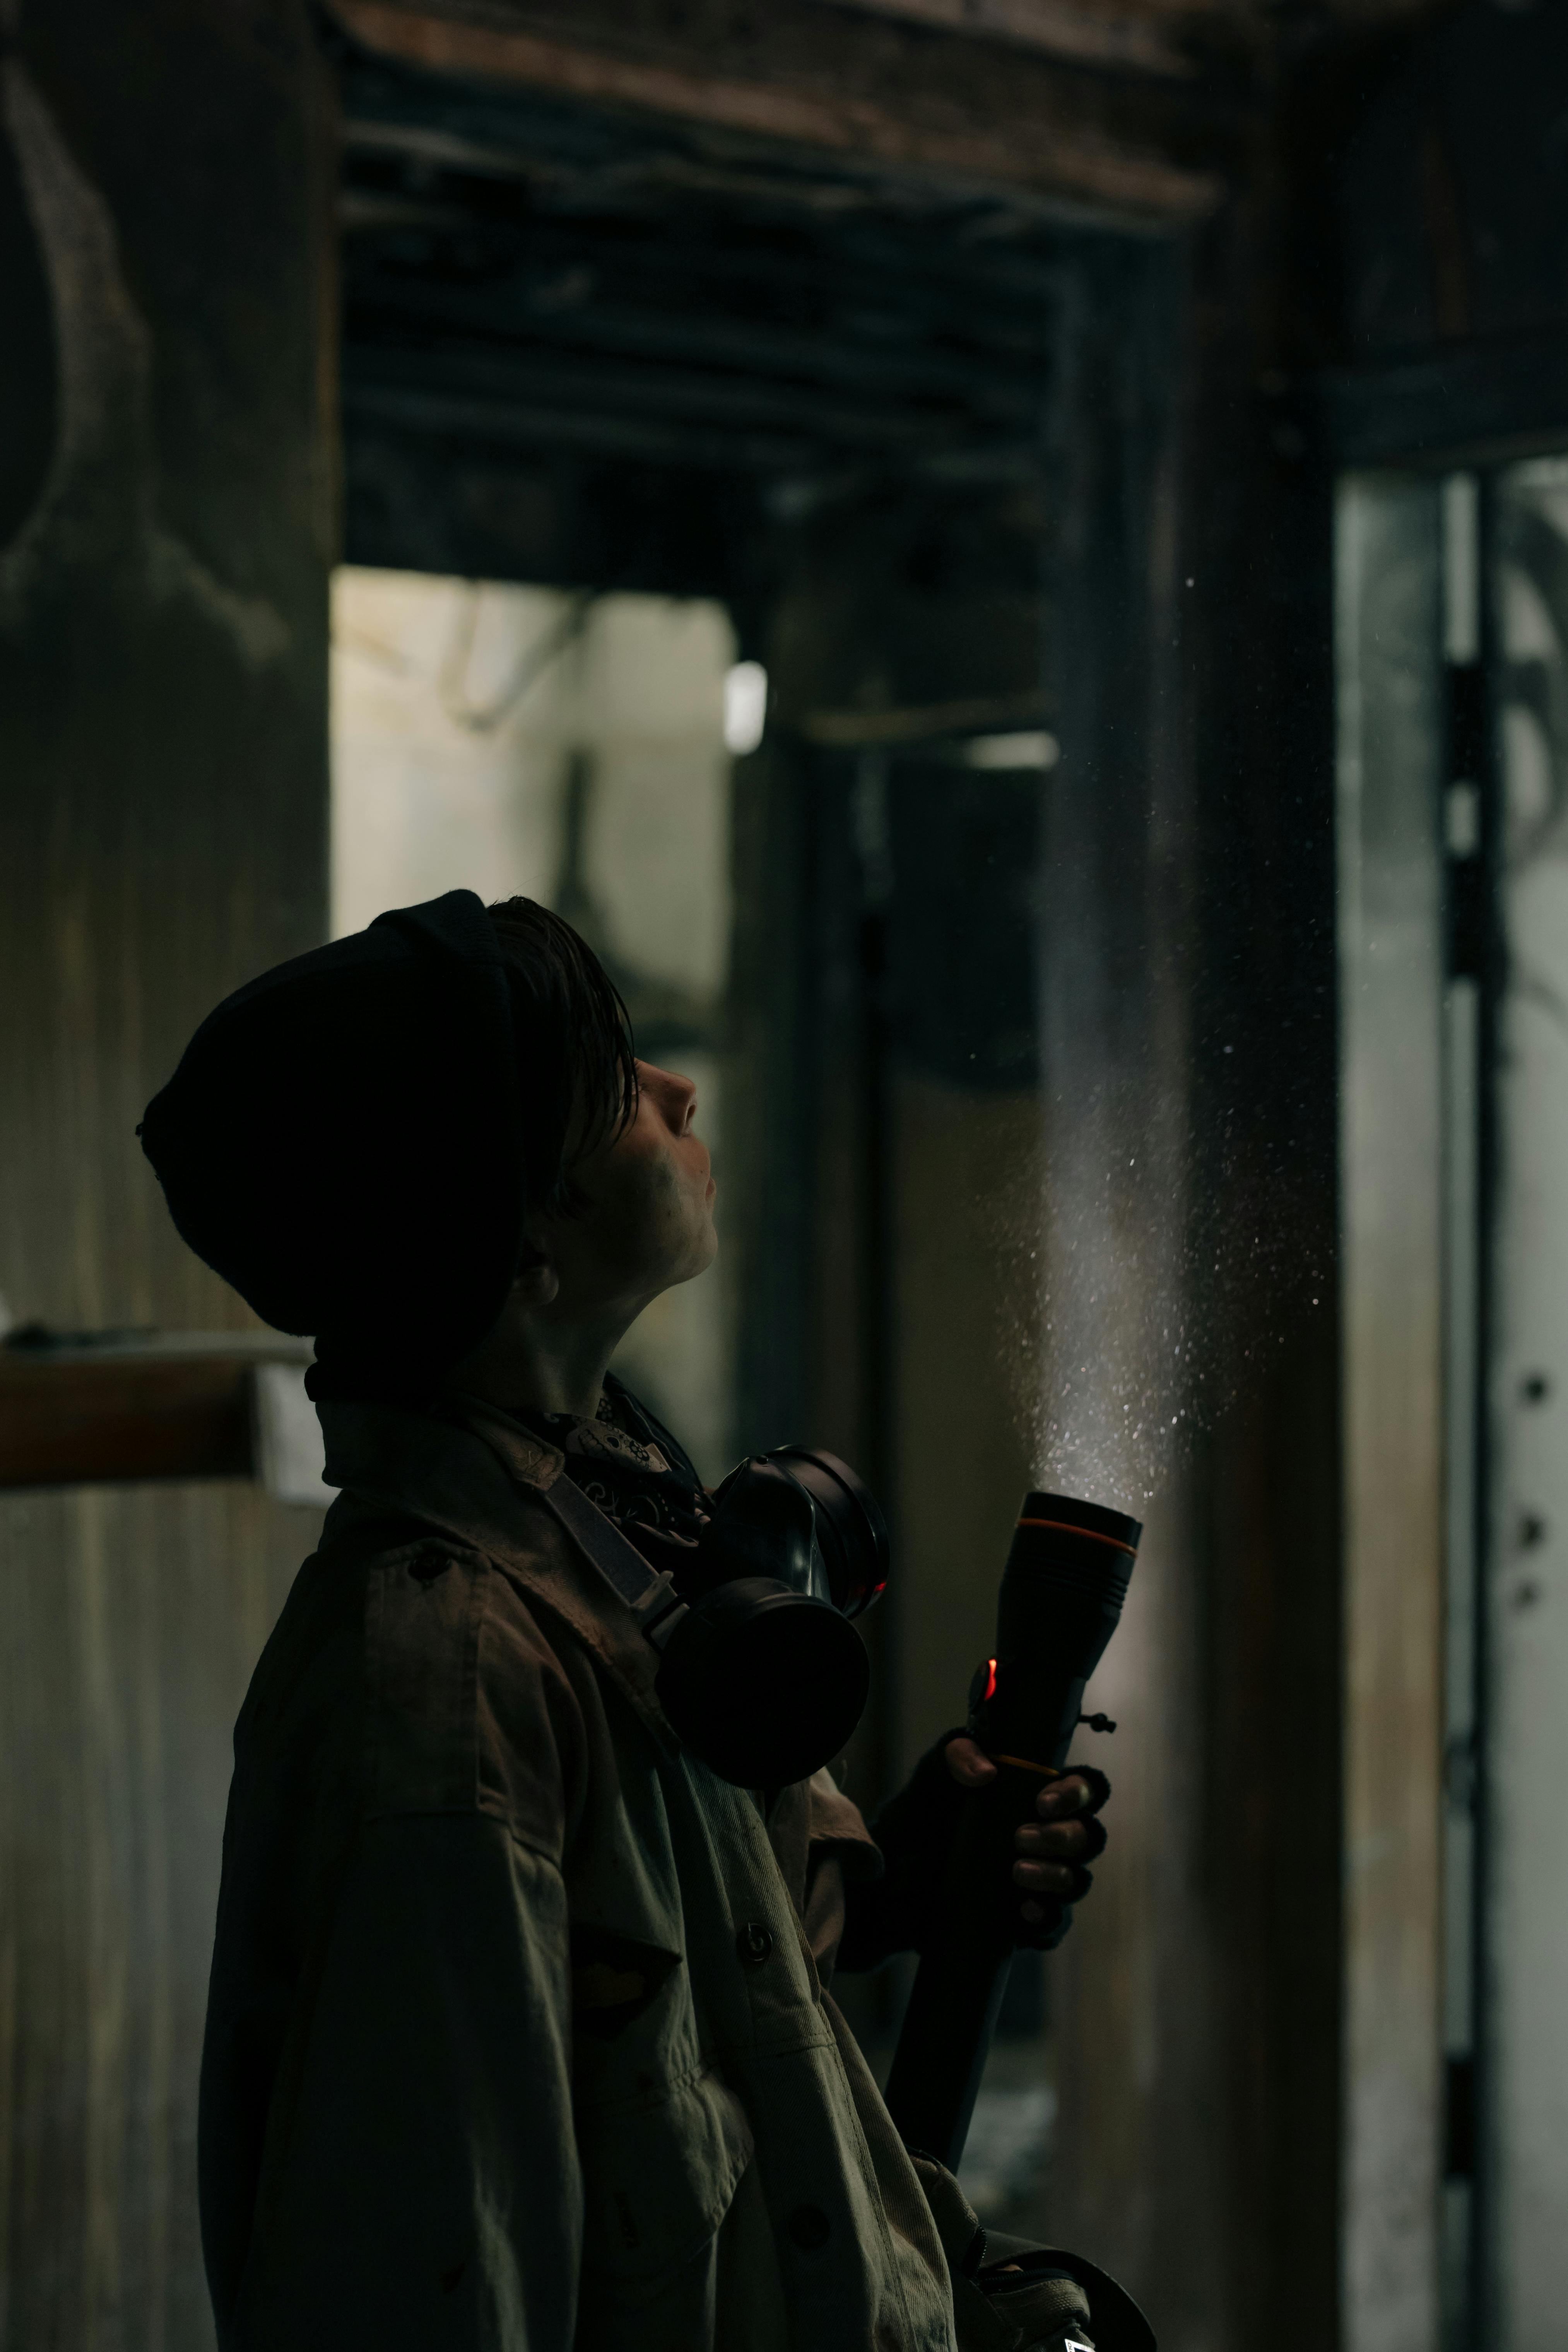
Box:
198;1397;1096;2352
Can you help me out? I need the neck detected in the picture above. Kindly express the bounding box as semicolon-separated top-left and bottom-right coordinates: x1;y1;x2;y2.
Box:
448;1302;636;1421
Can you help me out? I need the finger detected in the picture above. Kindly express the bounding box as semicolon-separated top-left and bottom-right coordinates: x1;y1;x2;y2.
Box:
1016;1818;1090;1856
1036;1774;1090;1821
1017;1815;1108;1864
1040;1764;1111;1817
944;1736;997;1788
1014;1858;1078;1895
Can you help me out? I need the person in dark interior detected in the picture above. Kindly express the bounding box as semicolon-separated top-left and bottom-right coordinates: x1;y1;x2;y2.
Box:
139;888;1137;2352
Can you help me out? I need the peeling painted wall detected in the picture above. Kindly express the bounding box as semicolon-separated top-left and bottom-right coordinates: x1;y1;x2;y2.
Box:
0;7;334;2342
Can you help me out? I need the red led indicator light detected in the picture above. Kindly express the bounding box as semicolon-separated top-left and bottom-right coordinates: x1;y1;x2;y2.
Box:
983;1657;997;1703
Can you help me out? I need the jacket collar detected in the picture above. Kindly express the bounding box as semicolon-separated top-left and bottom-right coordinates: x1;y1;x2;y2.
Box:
317;1394;672;1734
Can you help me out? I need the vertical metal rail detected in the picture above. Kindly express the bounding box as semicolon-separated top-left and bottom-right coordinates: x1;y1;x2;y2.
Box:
852;746;902;2036
1467;467;1503;2350
1439;468;1486;2352
853;746;896;1560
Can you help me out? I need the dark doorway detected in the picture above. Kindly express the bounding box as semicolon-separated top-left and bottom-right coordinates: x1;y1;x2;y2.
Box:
331;24;1172;2243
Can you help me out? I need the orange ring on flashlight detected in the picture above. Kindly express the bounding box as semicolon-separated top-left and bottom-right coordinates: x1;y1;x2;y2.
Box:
1016;1517;1137;1554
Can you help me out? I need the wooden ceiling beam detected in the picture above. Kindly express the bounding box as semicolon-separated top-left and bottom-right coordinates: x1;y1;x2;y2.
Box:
325;0;1226;226
813;0;1213;82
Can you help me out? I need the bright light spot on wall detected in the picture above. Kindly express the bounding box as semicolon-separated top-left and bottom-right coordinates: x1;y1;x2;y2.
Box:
723;660;768;755
963;730;1060;771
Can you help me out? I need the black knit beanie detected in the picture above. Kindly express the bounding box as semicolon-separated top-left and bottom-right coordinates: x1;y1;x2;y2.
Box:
139;891;527;1386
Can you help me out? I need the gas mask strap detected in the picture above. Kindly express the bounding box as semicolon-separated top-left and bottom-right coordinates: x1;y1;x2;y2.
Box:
451;1391;688;1644
532;1468;689;1647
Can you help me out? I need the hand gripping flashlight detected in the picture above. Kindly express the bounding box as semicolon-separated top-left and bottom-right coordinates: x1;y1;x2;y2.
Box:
883;1489;1141;2169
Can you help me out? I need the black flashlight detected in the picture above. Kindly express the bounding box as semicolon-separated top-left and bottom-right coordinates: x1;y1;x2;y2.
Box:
882;1488;1141;2169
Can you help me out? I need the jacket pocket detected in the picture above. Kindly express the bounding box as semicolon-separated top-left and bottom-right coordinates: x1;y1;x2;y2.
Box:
576;2062;755;2295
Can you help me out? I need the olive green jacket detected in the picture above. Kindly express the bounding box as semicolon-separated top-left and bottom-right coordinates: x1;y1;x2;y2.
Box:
197;1399;1074;2352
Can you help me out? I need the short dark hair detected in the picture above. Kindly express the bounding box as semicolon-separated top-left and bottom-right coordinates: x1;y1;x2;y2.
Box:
487;897;638;1213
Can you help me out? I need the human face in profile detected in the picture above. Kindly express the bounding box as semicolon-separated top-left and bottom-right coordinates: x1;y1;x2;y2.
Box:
547;1059;718;1320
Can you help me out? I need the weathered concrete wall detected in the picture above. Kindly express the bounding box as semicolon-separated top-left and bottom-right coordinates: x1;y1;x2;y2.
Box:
715;176;1346;2339
1033;231;1231;2345
1034;204;1346;2352
0;7;333;2342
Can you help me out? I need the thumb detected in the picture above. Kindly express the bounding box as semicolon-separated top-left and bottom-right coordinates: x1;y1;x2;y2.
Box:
944;1734;997;1788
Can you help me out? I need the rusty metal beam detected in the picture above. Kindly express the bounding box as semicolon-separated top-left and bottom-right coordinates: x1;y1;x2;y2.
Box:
0;1334;314;1490
0;1354;255;1488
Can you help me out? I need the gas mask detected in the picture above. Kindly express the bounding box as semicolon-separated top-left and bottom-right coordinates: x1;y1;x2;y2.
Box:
649;1447;888;1788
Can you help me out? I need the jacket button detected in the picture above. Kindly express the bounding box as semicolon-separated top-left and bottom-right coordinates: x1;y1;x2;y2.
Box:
788;2203;830;2250
736;1921;773;1967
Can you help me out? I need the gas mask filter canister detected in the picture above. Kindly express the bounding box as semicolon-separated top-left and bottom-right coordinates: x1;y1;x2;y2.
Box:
647;1446;888;1788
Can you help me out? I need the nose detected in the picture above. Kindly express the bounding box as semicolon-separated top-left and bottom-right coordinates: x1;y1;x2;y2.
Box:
670;1071;698;1135
644;1062;698;1134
